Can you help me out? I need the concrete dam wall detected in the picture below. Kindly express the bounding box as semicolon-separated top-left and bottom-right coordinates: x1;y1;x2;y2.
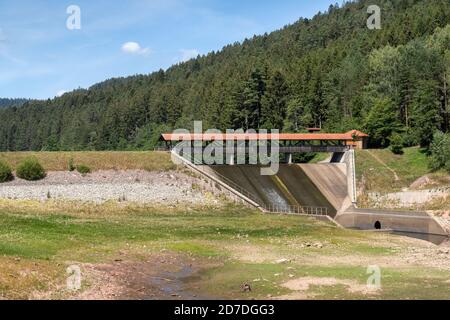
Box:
200;164;351;218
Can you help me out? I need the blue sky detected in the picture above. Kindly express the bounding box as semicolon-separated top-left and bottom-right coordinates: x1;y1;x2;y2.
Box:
0;0;337;99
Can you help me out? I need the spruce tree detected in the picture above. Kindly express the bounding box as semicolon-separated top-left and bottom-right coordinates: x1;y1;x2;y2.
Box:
261;71;289;130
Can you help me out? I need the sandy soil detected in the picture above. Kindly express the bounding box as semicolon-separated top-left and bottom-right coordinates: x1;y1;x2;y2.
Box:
280;276;380;296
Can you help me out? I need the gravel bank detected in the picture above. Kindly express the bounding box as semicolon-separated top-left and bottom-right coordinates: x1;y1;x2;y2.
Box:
0;170;216;205
369;188;449;206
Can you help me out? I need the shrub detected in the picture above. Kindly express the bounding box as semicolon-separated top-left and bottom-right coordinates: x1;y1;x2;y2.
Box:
0;160;13;183
16;157;46;181
68;158;76;171
445;161;450;174
401;128;419;147
76;165;91;175
429;131;450;173
389;133;404;155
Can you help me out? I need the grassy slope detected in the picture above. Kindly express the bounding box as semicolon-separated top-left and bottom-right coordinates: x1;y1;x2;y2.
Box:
356;147;449;192
0;200;448;300
0;151;175;172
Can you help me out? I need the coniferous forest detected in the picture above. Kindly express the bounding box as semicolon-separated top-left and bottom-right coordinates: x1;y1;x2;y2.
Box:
0;0;449;152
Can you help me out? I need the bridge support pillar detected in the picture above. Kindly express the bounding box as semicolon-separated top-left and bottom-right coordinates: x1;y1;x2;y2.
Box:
226;153;235;165
287;153;293;164
343;150;357;205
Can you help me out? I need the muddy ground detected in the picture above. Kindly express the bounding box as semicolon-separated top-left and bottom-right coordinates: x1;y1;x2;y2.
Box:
70;253;220;300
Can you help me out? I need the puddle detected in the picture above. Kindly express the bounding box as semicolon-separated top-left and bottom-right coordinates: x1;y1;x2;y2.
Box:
147;265;215;300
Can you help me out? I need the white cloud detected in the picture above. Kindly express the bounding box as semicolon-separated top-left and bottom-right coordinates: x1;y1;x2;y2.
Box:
56;90;67;97
180;49;200;62
121;42;150;55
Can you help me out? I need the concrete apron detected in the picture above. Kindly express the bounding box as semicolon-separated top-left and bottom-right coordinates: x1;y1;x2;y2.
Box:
335;208;448;237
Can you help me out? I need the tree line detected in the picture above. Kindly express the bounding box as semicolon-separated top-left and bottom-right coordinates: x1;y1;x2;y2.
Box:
0;0;449;152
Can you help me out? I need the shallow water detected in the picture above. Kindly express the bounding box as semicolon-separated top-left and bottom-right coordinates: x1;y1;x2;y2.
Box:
147;265;215;300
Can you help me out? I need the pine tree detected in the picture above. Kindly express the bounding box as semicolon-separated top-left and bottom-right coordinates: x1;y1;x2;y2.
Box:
364;97;403;147
410;80;442;147
241;69;266;130
261;71;289;130
284;97;314;132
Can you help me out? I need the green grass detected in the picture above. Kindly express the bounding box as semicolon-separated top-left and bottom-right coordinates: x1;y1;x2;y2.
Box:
308;153;331;164
195;263;450;300
356;147;448;192
0;203;344;260
0;200;448;299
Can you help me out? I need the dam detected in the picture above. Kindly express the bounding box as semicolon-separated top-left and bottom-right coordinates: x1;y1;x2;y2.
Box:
200;164;349;218
161;131;449;244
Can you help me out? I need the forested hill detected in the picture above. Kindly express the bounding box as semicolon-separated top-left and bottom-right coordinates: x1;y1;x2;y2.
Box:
0;0;449;151
0;98;29;109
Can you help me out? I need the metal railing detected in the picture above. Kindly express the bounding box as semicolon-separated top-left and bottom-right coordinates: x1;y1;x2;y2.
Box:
265;204;328;216
172;149;329;217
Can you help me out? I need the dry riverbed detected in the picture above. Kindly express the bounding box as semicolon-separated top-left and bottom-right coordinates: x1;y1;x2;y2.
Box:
0;170;217;206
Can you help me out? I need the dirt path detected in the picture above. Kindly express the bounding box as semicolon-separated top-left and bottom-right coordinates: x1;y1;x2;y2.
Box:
367;151;400;181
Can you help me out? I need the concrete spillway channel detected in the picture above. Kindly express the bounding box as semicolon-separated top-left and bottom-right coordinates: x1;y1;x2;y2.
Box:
198;164;349;218
203;165;347;217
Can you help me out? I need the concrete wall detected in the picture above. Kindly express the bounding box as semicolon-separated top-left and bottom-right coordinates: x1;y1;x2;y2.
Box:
299;163;351;213
341;150;357;205
336;208;448;236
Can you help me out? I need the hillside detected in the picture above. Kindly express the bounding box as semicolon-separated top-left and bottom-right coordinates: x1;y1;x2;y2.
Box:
0;0;449;151
356;147;449;192
355;147;450;211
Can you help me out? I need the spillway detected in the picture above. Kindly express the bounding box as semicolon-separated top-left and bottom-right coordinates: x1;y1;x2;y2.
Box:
200;164;350;218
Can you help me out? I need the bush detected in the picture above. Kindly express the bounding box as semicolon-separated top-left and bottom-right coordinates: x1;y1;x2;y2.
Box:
68;158;75;171
0;160;13;183
16;157;46;181
389;133;404;155
76;165;91;175
429;131;450;173
445;161;450;174
401;128;419;147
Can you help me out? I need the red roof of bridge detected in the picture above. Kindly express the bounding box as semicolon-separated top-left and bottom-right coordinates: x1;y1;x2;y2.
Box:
160;130;368;142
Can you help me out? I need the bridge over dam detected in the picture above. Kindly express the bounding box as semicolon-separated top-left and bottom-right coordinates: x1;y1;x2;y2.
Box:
162;131;449;243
